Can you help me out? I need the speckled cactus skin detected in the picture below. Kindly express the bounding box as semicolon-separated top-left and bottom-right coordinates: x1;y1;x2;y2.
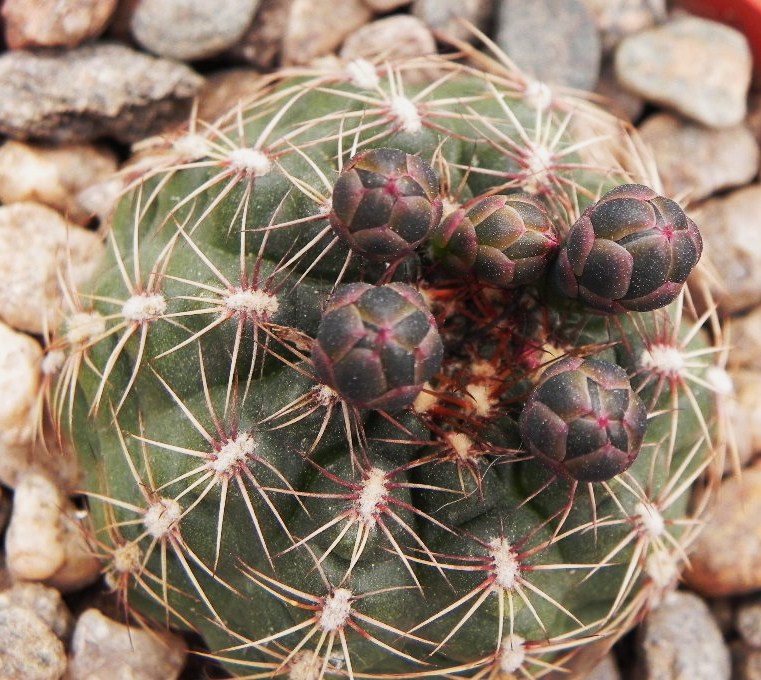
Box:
50;52;726;679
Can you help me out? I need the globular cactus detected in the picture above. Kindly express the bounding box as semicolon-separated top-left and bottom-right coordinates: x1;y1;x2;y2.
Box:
48;48;727;680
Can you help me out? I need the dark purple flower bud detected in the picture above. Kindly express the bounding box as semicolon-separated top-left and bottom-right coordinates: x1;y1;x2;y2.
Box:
554;184;702;313
519;356;647;482
329;148;443;261
431;193;559;287
311;283;443;411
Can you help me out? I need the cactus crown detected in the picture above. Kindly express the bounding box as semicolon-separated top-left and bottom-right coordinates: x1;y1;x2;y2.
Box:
49;49;725;679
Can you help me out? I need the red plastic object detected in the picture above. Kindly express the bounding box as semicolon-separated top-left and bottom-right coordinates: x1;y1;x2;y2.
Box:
674;0;761;78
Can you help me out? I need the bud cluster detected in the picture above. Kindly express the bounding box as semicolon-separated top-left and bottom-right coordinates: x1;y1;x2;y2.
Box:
316;150;703;483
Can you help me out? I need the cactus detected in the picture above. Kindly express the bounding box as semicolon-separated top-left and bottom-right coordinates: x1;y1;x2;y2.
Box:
49;48;727;680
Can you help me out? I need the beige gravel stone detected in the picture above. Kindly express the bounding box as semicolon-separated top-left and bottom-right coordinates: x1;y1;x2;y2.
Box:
615;16;752;128
362;0;411;11
580;0;665;51
340;15;436;63
0;202;103;335
0;141;118;225
0;582;72;639
727;307;761;371
5;474;66;582
68;609;187;680
0;605;66;680
0;322;42;450
5;473;100;593
639;113;760;202
197;69;266;124
2;0;117;49
687;462;761;596
690;185;761;314
283;0;372;65
724;369;761;471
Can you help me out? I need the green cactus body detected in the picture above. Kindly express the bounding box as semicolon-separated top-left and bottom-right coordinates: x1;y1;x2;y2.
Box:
52;54;725;679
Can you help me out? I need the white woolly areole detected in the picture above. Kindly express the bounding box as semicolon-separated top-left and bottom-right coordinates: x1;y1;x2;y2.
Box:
489;537;519;590
499;634;527;673
121;293;167;322
441;197;462;219
446;432;475;459
706;366;733;396
645;549;679;592
41;349;66;376
210;432;256;475
319;588;353;632
288;651;321;680
143;497;182;539
470;360;494;378
224;288;279;317
523;142;554;193
635;501;665;538
356;467;387;527
172;133;210;160
346;59;380;90
389;96;422;133
314;384;339;407
112;541;142;575
640;344;686;378
227;147;272;177
66;311;106;346
523;78;553;111
466;383;497;418
413;384;438;413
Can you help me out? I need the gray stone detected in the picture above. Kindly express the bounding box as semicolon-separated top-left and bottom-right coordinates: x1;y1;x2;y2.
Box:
615;16;752;128
582;652;621;680
637;590;730;680
283;0;372;65
579;0;666;51
639;113;759;202
131;0;261;61
225;0;291;69
495;0;602;91
690;185;761;314
412;0;493;43
2;0;117;48
68;609;186;680
0;43;203;144
0;583;72;640
0;605;66;680
595;61;645;121
738;598;761;649
734;642;761;680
